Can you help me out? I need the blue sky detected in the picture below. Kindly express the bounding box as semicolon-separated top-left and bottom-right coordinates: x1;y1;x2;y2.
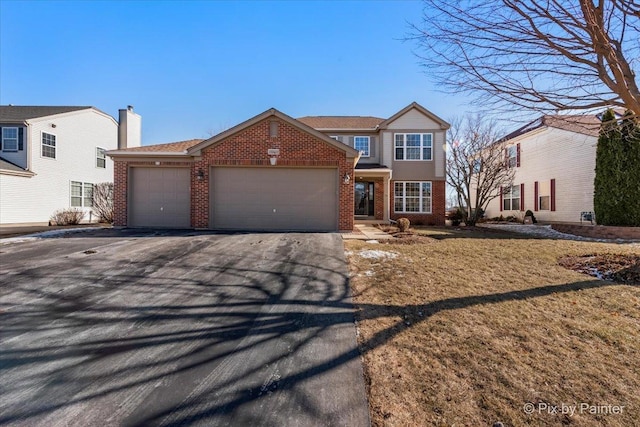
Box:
1;0;469;145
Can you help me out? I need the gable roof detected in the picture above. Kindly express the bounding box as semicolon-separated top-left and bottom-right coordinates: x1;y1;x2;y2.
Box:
296;116;385;130
378;101;450;130
0;106;93;123
188;108;360;157
114;139;204;153
0;156;27;172
501;114;602;141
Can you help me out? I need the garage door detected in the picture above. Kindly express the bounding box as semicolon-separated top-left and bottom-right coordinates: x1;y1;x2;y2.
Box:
129;167;191;228
210;167;337;231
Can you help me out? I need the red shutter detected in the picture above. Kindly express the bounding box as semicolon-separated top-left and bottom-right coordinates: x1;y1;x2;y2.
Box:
534;181;539;211
499;187;503;212
550;179;556;211
516;143;521;167
520;183;525;211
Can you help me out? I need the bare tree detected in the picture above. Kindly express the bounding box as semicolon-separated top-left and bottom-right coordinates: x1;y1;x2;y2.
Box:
410;0;640;117
447;115;515;225
92;182;114;223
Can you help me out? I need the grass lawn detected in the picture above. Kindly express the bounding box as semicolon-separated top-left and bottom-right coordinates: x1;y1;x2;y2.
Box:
346;227;639;427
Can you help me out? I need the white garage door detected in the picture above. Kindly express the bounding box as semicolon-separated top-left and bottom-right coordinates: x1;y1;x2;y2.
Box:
210;167;338;231
129;167;191;228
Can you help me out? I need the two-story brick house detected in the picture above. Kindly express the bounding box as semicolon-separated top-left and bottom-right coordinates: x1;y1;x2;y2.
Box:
107;102;448;231
0;105;141;226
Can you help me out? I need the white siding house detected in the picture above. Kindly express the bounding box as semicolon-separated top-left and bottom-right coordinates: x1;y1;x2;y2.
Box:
483;114;600;223
0;106;140;225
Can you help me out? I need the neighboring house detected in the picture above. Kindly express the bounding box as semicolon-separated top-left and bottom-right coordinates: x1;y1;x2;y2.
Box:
0;105;141;225
107;102;449;232
483;114;601;223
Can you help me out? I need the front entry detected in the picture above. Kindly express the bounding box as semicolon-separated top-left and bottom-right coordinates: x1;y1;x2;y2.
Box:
355;181;375;217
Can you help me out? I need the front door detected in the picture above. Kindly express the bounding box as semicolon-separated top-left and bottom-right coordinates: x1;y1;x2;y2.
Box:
355;182;375;216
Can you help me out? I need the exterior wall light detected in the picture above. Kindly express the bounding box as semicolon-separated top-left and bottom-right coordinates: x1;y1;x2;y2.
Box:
343;173;351;184
197;168;205;181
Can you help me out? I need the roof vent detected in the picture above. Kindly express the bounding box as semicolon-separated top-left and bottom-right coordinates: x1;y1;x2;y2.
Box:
127;105;134;111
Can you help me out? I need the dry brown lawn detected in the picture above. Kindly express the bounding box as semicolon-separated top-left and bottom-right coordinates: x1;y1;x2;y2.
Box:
346;227;640;427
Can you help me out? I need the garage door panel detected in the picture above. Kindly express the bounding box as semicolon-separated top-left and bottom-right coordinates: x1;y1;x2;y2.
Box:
210;167;337;231
130;168;191;228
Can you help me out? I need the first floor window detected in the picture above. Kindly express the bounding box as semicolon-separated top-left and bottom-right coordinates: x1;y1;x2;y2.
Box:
96;147;106;168
71;181;93;207
394;133;432;160
354;136;370;157
394;181;432;213
42;132;56;159
503;185;520;211
2;127;18;152
537;180;550;210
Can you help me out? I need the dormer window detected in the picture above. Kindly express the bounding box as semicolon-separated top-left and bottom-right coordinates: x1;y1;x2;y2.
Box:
1;127;18;152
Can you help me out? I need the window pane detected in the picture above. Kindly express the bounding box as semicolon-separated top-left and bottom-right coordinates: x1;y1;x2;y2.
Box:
406;134;421;146
395;134;404;146
421;182;431;197
539;196;550;210
405;197;420;212
422;146;432;160
512;185;520;198
71;181;82;197
394;182;404;196
406;183;420;196
394;198;404;212
395;147;404;160
84;183;93;207
512;198;520;210
406;147;420;159
503;199;510;211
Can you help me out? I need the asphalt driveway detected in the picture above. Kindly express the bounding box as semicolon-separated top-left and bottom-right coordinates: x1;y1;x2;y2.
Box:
0;229;370;426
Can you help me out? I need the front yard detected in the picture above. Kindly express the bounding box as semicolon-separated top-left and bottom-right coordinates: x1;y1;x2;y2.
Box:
346;227;639;426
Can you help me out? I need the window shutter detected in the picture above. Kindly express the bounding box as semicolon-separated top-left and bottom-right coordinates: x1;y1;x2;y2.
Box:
550;179;556;211
370;136;376;157
534;181;539;211
499;187;503;212
18;128;24;150
520;183;525;211
516;143;521;167
349;136;354;148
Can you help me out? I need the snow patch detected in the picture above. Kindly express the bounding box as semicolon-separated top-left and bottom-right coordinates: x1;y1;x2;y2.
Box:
358;250;398;259
0;227;97;245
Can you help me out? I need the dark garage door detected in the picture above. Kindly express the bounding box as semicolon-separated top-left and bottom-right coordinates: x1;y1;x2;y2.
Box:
210;167;338;231
129;167;191;228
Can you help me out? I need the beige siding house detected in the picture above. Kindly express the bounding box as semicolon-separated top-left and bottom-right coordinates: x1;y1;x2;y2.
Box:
484;114;600;223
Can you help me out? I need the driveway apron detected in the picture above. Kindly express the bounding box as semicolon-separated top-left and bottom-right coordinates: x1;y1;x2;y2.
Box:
0;231;370;427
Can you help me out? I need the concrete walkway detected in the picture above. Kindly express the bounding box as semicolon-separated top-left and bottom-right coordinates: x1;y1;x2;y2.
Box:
342;224;393;241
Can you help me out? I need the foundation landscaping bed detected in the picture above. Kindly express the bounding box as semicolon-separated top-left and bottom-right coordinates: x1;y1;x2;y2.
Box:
346;226;639;426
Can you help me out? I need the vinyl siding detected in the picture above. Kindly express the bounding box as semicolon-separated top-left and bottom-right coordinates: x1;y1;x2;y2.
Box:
483;127;597;222
0;110;117;224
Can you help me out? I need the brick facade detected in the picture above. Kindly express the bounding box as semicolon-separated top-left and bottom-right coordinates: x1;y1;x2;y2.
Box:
113;117;355;231
389;179;446;225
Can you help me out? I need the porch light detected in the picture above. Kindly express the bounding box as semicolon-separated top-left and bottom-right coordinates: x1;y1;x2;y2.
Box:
343;173;351;184
196;168;205;181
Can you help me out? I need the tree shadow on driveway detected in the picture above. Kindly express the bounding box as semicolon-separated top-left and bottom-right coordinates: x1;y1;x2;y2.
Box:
0;232;632;426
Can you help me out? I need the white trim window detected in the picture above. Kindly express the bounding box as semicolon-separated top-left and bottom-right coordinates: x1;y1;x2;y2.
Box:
394;133;432;160
538;180;550;211
507;145;517;168
42;132;56;159
503;185;520;211
1;127;18;152
354;136;370;157
394;181;432;213
71;181;93;208
96;147;106;168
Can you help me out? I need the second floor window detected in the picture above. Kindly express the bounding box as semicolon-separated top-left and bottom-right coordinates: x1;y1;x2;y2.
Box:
395;133;432;160
354;136;370;157
96;147;106;168
507;145;517;168
2;127;18;152
42;132;56;159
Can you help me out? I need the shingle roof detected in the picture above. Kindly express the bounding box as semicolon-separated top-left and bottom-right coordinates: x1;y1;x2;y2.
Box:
297;116;385;130
502;114;602;141
0;106;93;122
0;156;27;172
115;139;205;152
